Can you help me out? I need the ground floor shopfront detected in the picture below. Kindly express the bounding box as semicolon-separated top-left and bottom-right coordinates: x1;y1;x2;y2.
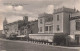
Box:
29;34;80;46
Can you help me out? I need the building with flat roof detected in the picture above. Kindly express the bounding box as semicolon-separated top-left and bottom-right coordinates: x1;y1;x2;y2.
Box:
70;12;80;35
38;7;76;35
38;13;53;34
53;7;76;35
32;7;78;43
70;12;80;44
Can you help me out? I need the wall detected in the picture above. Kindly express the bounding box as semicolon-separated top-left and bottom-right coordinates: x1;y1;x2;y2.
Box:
63;12;70;34
45;22;53;33
53;13;63;33
70;20;76;35
70;12;80;35
29;34;54;42
71;12;80;17
38;17;45;33
70;20;80;35
31;21;38;34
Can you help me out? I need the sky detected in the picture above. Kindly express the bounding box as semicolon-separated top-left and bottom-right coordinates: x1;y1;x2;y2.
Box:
0;0;80;30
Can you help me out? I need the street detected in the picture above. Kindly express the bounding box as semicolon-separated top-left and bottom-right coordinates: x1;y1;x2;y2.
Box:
0;38;55;51
0;38;79;51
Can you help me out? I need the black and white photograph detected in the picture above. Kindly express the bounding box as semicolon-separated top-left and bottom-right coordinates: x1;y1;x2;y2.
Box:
0;0;80;51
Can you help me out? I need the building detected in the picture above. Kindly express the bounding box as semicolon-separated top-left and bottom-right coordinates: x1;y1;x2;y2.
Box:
38;13;53;34
29;20;38;34
19;20;38;38
38;7;76;35
3;6;80;44
70;12;80;44
3;16;28;38
29;7;78;43
3;16;38;38
53;7;76;35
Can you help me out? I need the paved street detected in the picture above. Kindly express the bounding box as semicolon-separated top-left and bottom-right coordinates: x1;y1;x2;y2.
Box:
0;38;79;51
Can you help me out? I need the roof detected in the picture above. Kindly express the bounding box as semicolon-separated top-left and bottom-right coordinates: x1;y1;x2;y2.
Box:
38;13;53;18
70;12;80;20
71;12;80;17
54;7;76;14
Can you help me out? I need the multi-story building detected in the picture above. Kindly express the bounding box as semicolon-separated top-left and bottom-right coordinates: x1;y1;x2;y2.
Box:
35;7;77;43
53;7;76;35
70;12;80;44
3;6;80;44
38;7;76;35
70;12;80;35
38;13;53;34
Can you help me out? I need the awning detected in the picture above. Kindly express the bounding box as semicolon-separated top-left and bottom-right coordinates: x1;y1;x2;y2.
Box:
17;35;26;37
68;35;75;40
68;35;75;42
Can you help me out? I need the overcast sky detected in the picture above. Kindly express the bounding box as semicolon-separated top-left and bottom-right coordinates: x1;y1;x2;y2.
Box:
0;0;80;30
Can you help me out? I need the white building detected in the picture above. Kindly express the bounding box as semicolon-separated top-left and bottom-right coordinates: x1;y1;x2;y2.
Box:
53;7;75;35
29;7;78;43
38;13;53;34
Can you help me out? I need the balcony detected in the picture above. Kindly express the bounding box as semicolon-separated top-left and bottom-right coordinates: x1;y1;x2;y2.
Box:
45;21;53;25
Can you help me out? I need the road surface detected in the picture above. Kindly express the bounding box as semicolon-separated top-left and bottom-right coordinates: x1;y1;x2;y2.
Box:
0;38;79;51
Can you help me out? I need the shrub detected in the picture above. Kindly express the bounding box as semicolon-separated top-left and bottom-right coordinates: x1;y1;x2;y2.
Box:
53;34;68;46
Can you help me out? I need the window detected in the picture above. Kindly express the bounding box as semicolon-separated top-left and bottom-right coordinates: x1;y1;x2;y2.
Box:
45;26;48;31
49;26;53;31
69;14;70;20
57;15;59;21
40;27;42;32
31;30;33;33
45;17;53;22
40;19;42;24
15;29;17;32
57;25;60;31
76;22;80;31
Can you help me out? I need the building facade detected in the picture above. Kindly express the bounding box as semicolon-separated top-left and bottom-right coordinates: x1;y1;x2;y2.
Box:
38;13;53;34
70;12;80;44
53;7;76;35
38;7;76;35
35;7;78;43
70;12;80;35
